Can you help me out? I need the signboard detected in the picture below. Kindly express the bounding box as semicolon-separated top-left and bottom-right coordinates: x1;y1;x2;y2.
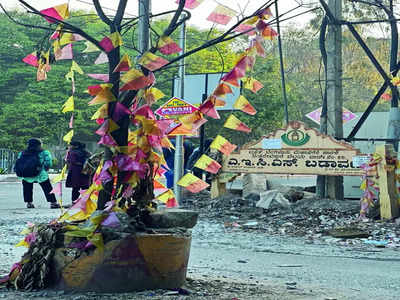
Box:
173;73;241;110
155;97;198;118
306;107;357;125
222;121;368;176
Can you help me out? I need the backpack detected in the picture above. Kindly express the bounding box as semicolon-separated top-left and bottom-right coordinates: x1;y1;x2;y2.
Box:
14;151;42;177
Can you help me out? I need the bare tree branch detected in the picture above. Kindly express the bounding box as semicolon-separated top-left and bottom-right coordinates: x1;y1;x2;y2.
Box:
114;0;128;27
93;0;112;25
15;0;105;52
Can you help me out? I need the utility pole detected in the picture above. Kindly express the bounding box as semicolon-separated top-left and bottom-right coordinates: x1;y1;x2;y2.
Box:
138;0;151;54
173;17;186;205
326;0;344;199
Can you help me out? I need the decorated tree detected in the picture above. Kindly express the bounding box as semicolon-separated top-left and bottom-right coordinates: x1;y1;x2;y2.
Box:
0;0;315;291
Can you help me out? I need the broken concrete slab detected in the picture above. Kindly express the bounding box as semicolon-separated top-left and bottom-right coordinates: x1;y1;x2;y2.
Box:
256;190;291;210
144;209;198;229
242;174;267;200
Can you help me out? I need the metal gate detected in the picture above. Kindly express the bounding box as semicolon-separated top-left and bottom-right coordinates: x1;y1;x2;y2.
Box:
0;148;18;174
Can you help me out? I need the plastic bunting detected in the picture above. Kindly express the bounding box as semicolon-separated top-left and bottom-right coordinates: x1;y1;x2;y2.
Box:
256;21;278;40
194;154;221;174
177;173;210;193
233;95;257;115
113;54;131;72
61;96;74;113
55;43;73;60
99;32;123;52
88;85;116;106
154;180;168;197
138;52;169;71
112;102;131;121
242;77;264;93
144;87;165;105
210;135;237;156
175;0;204;9
91;103;108;121
50;182;63;197
120;69;153;91
52;165;67;183
63;130;74;143
213;83;233;98
22;52;39;67
69;114;74;128
40;3;69;23
87;73;109;82
71;60;84;74
199;99;220;119
234;23;256;36
156;189;177;208
157;36;182;55
95;119;119;135
82;41;99;53
207;5;237;25
94;52;109;65
224;114;251;133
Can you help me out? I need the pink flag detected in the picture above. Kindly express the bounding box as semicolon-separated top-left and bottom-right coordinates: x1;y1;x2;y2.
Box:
234;24;256;36
94;52;109;65
134;105;156;120
69;114;74;129
199;99;220;119
98;134;118;146
55;43;73;61
112;102;131;121
50;182;62;197
175;0;204;9
101;212;120;228
88;73;109;82
22;52;39;67
207;5;237;25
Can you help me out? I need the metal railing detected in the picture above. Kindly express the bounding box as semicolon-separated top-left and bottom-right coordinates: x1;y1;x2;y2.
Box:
0;148;18;174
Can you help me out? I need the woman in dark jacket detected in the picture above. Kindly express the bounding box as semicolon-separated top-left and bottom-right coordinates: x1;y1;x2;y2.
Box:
65;141;91;204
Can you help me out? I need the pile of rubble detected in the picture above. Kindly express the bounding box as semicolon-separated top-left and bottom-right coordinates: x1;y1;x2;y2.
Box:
181;174;400;250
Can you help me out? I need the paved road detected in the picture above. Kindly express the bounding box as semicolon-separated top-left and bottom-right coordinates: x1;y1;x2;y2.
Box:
1;180;399;299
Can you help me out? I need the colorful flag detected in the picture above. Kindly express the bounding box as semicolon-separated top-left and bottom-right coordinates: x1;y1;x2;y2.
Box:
40;3;69;23
156;189;177;208
62;96;74;113
82;41;99;53
175;0;204;9
157;36;182;55
99;32;123;53
71;60;84;74
207;5;237;25
55;43;73;60
243;77;263;93
139;52;169;71
154;180;169;197
144;87;165;105
88;74;110;82
91;104;109;120
233;95;257;115
69;114;74;129
256;21;278;40
112;102;131;121
213;83;233;98
94;52;109;65
224;114;251;133
234;23;256;36
199;99;220;119
87;83;113;96
120;70;153;91
113;54;131;72
63;130;74;143
177;173;210;193
22;52;38;67
210;135;237;155
88;86;116;106
194;154;221;174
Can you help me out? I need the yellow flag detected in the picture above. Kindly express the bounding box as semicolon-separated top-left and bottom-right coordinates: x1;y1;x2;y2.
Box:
157;189;175;203
62;95;74;113
121;69;145;83
82;41;99;53
59;33;74;45
63;129;74;143
71;60;84;74
52;165;67;183
108;119;120;133
91;104;108;120
88;89;116;106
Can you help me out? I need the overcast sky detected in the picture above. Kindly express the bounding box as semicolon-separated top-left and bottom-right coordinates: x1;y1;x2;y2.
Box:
0;0;315;29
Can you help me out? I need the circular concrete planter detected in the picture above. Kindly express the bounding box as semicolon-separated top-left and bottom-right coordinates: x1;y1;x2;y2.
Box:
52;232;192;292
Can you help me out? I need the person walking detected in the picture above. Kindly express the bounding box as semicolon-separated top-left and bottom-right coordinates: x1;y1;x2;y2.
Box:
65;141;91;204
15;138;60;209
